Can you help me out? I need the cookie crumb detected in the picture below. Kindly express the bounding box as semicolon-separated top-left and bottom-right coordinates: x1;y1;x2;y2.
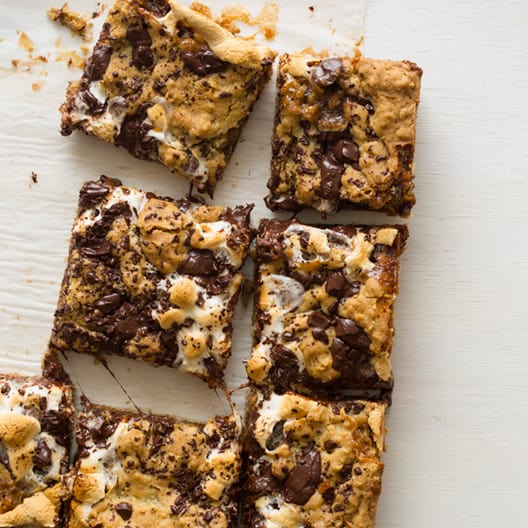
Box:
31;172;38;183
31;82;45;91
47;3;93;40
17;31;34;52
309;5;315;12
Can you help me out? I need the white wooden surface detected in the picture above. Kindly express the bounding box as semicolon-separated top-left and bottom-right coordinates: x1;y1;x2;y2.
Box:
1;0;528;526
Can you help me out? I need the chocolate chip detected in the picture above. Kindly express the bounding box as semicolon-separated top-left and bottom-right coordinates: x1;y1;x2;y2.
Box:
116;104;156;159
84;43;113;81
203;356;222;384
181;47;227;76
33;438;52;469
127;22;153;69
143;0;170;17
324;439;337;451
307;312;330;330
325;271;348;297
81;240;112;259
312;327;329;344
248;463;280;497
319;151;344;199
335;318;370;350
266;420;285;451
178;249;220;276
332;139;360;166
1;383;9;395
115;502;133;521
79;181;110;209
78;89;106;115
170;497;187;516
95;293;122;314
40;411;70;447
283;446;322;505
113;305;141;341
311;58;343;87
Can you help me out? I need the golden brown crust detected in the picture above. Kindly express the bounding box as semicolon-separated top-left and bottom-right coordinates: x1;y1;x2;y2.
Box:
267;52;422;216
60;0;276;195
68;400;242;528
247;219;408;400
0;373;74;527
243;390;386;528
51;176;253;386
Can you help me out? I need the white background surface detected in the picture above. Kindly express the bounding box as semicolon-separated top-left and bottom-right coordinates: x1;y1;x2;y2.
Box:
1;0;528;526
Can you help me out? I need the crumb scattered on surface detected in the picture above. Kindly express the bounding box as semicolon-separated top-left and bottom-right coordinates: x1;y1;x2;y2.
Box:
31;81;45;91
31;172;38;183
215;2;279;40
47;3;93;40
53;36;85;69
17;31;34;52
309;5;315;12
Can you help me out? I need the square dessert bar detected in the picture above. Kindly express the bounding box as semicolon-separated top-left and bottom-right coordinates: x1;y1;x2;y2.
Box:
51;176;253;386
243;389;386;528
246;219;408;400
67;399;242;527
267;53;422;216
60;0;276;196
0;373;74;528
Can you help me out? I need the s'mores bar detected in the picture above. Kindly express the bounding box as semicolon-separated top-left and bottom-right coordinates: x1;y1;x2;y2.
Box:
67;399;242;527
246;219;407;400
267;53;422;216
60;0;276;195
52;176;253;386
0;373;74;527
243;389;386;528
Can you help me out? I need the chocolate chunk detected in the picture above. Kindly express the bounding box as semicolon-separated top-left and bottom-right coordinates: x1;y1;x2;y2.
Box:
325;271;348;297
271;345;299;388
113;303;141;340
33;438;52;469
95;293;122;314
127;22;153;69
335;318;370;350
266;420;285;451
307;312;330;330
203;356;223;384
81;240;112;259
170;497;187;516
333;139;360;166
40;411;70;447
283;446;321;505
115;502;133;521
248;463;280;497
312;327;329;344
78;89;106;115
319;151;344;199
84;43;113;81
178;249;220;276
116;104;156;159
143;0;170;17
311;58;343;87
79;181;110;209
181;47;228;76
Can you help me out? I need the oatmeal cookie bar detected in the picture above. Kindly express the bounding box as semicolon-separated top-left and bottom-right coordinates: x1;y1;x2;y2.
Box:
51;176;253;386
266;53;422;216
0;373;74;527
60;0;276;196
243;389;386;528
67;399;242;528
246;219;407;400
